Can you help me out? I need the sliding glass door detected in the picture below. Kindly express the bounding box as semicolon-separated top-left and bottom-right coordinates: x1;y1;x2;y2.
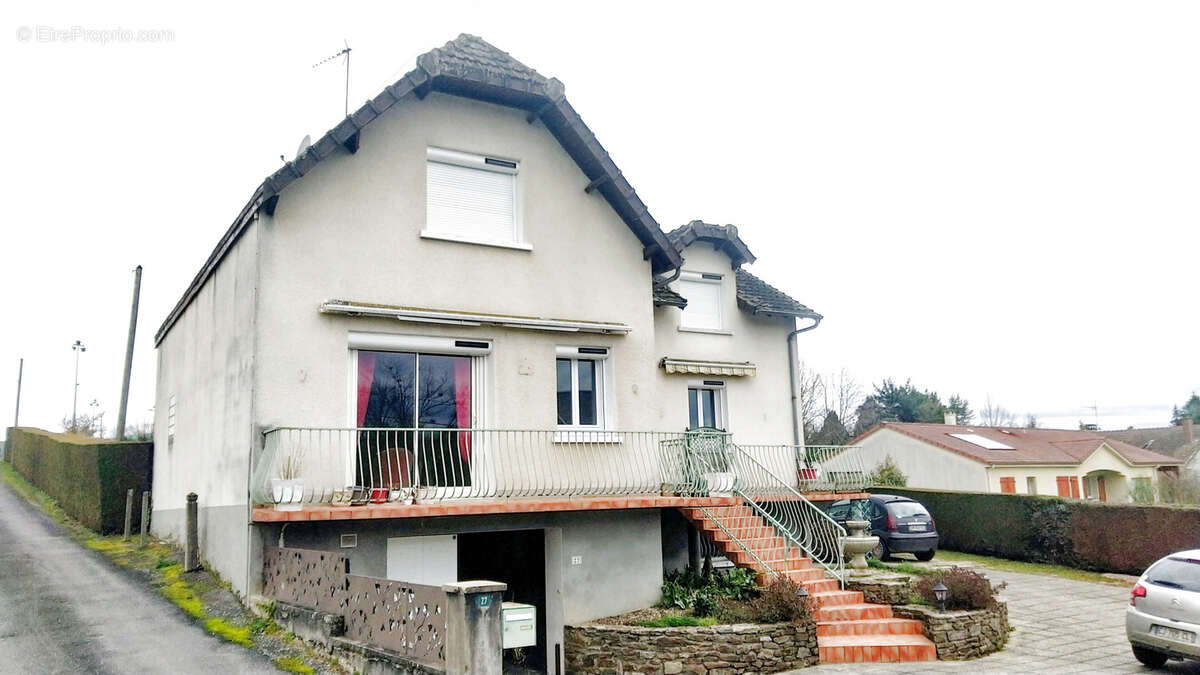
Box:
356;350;474;493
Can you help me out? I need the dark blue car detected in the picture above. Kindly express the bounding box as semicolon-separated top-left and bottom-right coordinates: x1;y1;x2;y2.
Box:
826;494;939;561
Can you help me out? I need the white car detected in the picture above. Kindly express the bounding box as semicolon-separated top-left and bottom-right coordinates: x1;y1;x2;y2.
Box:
1127;550;1200;667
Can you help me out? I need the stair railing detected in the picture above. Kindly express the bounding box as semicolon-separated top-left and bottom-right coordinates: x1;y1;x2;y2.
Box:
688;440;847;585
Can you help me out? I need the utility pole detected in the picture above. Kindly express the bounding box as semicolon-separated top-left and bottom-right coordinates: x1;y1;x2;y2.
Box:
116;265;142;440
13;358;22;428
71;340;86;430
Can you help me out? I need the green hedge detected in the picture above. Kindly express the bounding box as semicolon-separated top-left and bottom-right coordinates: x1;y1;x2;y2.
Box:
4;427;152;533
875;486;1200;575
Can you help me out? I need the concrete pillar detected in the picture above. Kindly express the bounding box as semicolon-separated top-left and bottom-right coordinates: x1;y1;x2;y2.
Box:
184;492;200;571
442;580;507;675
123;489;134;541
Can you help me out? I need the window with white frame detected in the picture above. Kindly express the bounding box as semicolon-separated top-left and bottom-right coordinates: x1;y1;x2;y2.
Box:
424;147;521;246
688;381;726;430
556;347;609;429
678;272;724;330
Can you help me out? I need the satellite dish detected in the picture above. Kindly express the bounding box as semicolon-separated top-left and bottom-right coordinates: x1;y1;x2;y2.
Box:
295;134;312;160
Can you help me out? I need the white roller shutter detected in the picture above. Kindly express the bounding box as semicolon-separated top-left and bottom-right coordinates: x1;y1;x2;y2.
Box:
679;275;723;330
426;150;517;243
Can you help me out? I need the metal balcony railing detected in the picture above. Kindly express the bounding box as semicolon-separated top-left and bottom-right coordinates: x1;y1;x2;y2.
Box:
689;442;849;584
250;427;869;507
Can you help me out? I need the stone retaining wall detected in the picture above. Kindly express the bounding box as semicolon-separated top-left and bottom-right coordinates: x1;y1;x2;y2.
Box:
893;603;1009;660
565;621;818;674
845;573;913;605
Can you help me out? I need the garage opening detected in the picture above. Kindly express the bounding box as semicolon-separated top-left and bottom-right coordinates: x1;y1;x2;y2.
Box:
458;529;546;674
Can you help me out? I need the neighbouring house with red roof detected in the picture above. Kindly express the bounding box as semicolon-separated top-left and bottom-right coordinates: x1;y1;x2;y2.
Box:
852;421;1182;503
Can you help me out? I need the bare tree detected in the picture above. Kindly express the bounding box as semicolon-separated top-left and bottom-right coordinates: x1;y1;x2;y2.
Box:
795;361;825;436
1024;413;1039;429
979;396;1019;427
823;368;864;433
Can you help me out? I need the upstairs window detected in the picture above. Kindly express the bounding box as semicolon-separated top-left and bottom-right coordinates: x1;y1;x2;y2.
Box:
556;347;609;429
425;147;521;246
679;272;723;330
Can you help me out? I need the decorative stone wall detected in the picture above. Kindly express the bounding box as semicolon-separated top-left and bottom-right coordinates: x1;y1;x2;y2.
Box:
893;603;1009;660
565;621;818;674
845;573;913;605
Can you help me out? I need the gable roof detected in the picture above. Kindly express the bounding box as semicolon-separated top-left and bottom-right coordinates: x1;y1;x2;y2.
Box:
1103;425;1198;460
735;269;822;321
853;422;1183;467
662;221;820;320
156;34;682;345
666;221;756;268
652;282;687;309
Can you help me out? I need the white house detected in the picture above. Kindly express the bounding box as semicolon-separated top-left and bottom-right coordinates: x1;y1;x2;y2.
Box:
853;421;1182;503
151;35;922;669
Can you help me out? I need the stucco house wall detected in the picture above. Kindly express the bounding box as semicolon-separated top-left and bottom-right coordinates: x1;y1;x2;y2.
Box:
855;427;989;492
653;244;796;445
153;222;260;595
986;443;1160;502
254;93;663;433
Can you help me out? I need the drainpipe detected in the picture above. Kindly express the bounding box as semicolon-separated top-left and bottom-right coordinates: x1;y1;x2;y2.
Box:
787;315;823;447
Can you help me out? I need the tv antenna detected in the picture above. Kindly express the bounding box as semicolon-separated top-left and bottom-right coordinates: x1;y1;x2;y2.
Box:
313;40;352;118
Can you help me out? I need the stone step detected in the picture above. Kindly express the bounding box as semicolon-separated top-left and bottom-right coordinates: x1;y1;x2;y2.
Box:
801;579;841;594
814;603;893;622
757;568;828;586
809;590;864;608
726;550;813;570
817;634;938;663
816;618;925;637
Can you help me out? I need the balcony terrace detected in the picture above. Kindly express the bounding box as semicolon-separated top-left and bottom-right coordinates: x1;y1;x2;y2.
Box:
249;428;869;523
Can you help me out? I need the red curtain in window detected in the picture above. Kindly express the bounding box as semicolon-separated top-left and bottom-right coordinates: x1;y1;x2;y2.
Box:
356;352;377;427
454;358;472;462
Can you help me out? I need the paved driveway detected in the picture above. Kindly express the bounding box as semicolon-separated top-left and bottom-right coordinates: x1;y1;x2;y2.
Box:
0;480;276;675
798;565;1200;674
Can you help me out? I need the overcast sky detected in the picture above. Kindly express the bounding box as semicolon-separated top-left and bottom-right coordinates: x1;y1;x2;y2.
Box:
2;1;1197;439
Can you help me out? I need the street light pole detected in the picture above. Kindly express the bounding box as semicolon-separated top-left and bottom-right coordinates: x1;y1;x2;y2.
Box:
71;340;86;429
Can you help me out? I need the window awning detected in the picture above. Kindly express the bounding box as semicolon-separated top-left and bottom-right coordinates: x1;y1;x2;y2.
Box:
321;300;631;335
660;358;756;377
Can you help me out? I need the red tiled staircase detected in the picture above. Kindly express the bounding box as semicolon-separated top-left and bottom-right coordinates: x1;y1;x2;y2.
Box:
680;505;937;664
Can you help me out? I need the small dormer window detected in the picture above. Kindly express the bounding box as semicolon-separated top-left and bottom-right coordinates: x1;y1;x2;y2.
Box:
424;147;525;248
679;272;723;330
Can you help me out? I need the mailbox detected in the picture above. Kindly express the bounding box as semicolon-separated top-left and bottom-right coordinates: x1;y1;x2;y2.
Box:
502;601;537;649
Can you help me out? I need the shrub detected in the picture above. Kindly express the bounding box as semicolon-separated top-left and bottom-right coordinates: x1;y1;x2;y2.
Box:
658;567;762;613
913;567;1006;611
875;487;1200;575
716;578;812;625
868;455;907;487
692;592;718;618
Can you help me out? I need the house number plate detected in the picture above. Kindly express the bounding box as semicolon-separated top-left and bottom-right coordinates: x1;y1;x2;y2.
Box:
477;595;492;608
1152;625;1195;643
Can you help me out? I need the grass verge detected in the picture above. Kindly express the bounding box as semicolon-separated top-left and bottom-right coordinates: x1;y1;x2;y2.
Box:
0;459;335;672
932;550;1132;586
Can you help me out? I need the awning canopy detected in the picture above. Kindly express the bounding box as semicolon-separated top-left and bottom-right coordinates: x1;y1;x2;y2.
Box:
321;300;631;335
660;358;757;377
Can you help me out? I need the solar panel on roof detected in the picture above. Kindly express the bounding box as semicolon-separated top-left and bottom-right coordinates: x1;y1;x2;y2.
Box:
949;433;1015;450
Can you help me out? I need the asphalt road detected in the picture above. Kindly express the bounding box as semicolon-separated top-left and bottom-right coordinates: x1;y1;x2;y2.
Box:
0;480;276;674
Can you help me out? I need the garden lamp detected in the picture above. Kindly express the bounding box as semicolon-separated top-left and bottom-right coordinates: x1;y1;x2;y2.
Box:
796;585;810;601
932;581;949;612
